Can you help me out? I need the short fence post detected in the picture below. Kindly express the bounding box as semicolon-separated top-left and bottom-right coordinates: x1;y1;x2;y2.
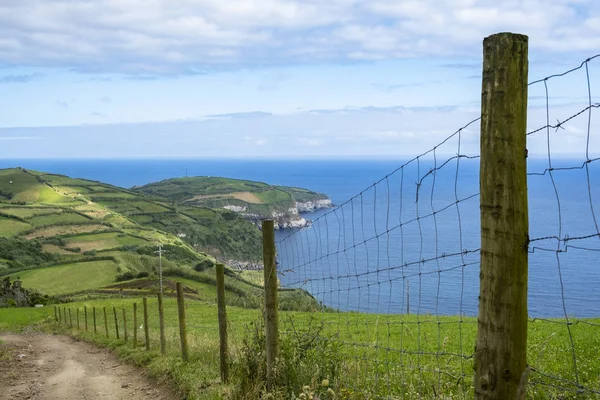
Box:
58;306;62;323
103;307;109;337
176;282;189;361
113;307;120;339
157;292;166;355
76;308;80;329
133;303;138;348
475;32;529;400
143;297;150;350
216;263;229;383
54;306;58;322
84;306;88;332
68;309;73;328
122;309;128;342
93;307;97;334
63;307;67;325
262;220;279;392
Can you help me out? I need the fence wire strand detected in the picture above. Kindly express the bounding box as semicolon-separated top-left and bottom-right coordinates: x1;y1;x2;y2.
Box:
275;54;600;399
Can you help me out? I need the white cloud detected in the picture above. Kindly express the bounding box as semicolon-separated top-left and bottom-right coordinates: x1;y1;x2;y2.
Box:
0;0;598;74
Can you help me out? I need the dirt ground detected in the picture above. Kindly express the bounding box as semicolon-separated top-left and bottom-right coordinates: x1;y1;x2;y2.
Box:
0;334;177;400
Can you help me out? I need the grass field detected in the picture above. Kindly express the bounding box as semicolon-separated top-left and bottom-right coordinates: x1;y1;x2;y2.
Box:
61;232;148;251
27;212;91;227
2;298;598;400
7;260;119;295
0;217;31;237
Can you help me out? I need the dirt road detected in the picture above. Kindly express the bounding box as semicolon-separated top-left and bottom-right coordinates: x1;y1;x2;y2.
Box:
0;334;177;400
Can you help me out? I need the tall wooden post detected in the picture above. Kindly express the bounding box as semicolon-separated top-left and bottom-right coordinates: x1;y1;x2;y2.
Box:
216;263;229;383
262;220;279;391
84;306;88;332
68;309;73;328
113;307;120;339
58;306;62;323
103;307;109;337
54;306;58;322
122;309;128;342
63;307;67;325
143;297;150;350
133;303;138;348
176;282;189;361
157;293;166;355
476;32;529;400
76;308;80;329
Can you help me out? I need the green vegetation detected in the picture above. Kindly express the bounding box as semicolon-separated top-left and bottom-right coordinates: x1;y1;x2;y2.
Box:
2;299;598;399
133;176;329;219
7;260;119;295
0;217;31;237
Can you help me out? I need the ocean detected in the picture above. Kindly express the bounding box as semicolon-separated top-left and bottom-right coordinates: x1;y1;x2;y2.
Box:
1;158;598;318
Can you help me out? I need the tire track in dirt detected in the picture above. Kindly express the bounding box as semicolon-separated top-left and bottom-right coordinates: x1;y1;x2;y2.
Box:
0;334;177;400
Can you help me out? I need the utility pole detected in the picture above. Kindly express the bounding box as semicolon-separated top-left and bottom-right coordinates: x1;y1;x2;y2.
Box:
155;244;166;293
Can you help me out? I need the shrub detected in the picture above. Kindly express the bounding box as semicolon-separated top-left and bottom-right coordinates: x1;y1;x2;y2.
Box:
232;315;342;399
193;259;215;272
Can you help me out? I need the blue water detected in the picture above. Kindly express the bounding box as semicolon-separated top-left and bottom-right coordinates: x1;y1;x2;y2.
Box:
1;158;599;318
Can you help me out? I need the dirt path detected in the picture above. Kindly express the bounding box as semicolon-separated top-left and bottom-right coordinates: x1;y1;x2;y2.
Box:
0;334;177;400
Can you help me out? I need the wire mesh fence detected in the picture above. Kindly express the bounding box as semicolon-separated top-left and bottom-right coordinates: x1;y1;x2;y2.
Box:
275;51;600;398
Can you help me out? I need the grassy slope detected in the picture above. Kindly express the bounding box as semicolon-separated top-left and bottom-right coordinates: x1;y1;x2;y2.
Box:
1;300;598;399
0;168;316;311
8;260;119;295
132;176;329;217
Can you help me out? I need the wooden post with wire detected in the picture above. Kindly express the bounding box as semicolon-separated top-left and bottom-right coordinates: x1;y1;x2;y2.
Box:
176;282;189;361
143;297;150;350
262;220;279;392
122;308;128;342
157;292;166;355
103;307;109;337
216;263;229;383
113;307;120;339
133;302;138;348
475;32;529;400
93;307;97;333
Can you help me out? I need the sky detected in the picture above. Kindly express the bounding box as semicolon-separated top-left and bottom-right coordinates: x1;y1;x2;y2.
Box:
0;0;599;159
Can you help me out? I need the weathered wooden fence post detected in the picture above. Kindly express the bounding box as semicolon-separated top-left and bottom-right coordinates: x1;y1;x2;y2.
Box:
103;307;109;337
58;306;62;323
63;307;66;325
475;32;529;400
84;306;88;332
216;263;229;383
176;282;189;361
143;297;150;350
113;307;120;339
93;307;97;333
68;308;73;328
76;308;80;329
54;306;58;322
262;220;279;391
122;309;128;342
157;292;166;355
133;302;138;348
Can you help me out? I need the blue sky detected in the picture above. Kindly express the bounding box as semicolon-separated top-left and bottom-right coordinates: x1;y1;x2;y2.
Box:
0;0;599;158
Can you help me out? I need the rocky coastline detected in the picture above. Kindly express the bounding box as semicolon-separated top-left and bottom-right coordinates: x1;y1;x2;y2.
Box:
223;198;333;230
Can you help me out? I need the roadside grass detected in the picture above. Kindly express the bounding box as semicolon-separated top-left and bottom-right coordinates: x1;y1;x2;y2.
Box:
7;260;119;295
1;301;599;399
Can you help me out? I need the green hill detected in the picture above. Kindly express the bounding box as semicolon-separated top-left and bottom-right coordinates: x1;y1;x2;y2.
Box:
132;176;331;218
0;168;317;311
